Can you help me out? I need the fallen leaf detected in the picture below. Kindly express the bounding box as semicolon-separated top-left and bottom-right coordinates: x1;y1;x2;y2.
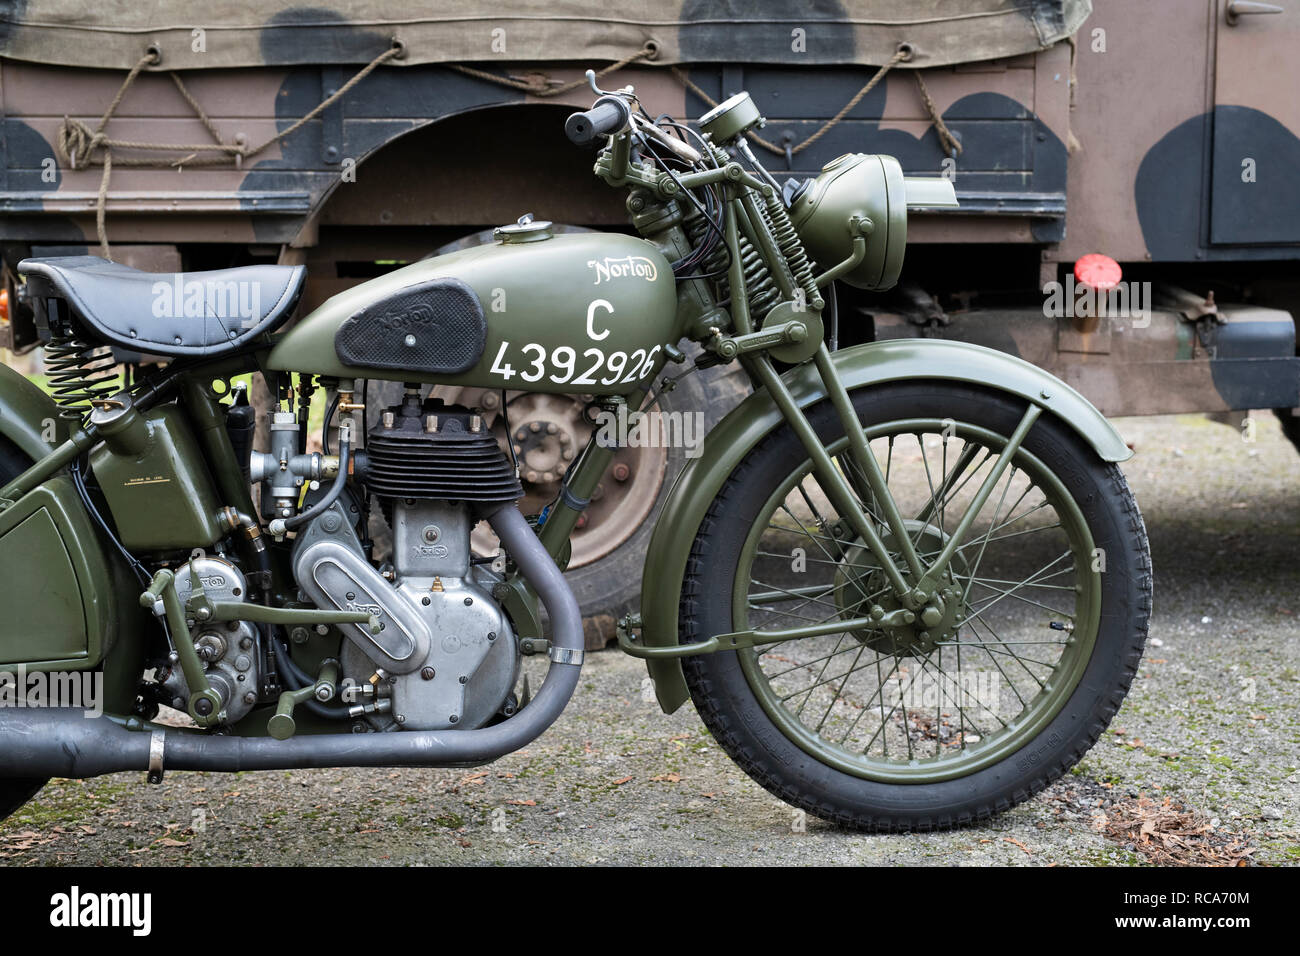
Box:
1004;837;1032;857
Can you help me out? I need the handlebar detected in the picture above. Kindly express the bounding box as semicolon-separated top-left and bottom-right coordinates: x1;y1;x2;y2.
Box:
564;95;632;145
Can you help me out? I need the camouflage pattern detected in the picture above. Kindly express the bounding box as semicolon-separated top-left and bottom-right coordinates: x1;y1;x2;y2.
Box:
0;1;1089;70
0;0;1297;422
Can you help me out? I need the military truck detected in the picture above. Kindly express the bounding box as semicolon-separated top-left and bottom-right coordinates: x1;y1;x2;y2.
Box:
1;0;1296;640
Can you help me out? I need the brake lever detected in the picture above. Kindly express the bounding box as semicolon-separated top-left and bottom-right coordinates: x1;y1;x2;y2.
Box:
585;69;626;98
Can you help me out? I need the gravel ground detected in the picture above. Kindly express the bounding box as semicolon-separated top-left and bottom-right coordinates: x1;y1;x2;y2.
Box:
1;412;1296;866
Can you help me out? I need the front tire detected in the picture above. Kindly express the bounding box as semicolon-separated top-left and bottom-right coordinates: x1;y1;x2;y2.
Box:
680;382;1151;831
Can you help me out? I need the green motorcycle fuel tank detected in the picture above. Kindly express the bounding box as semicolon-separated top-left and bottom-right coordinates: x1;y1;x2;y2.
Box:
269;226;681;392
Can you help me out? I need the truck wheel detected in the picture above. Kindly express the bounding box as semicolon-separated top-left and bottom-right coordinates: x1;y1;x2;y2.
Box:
447;354;748;647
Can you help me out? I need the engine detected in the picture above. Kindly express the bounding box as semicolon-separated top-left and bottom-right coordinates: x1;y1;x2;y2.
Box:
291;393;524;732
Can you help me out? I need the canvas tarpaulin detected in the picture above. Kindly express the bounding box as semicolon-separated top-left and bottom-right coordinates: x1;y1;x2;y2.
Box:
0;1;1091;71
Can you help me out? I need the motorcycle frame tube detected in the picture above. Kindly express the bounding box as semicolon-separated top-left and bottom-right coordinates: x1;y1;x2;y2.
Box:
0;506;584;777
724;194;920;605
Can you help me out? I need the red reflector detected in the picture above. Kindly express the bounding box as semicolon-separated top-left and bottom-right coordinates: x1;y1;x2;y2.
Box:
0;288;8;322
1073;253;1122;291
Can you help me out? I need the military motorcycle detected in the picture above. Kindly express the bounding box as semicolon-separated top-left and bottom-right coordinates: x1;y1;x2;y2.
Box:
0;73;1150;831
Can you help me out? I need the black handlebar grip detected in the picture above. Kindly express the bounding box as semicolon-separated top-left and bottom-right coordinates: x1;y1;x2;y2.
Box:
564;97;630;145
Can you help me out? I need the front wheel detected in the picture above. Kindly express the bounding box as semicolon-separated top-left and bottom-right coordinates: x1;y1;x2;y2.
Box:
680;382;1151;831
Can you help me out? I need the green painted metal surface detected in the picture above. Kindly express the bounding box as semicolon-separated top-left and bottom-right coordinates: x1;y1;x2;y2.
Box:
268;231;681;393
0;475;117;670
88;404;224;551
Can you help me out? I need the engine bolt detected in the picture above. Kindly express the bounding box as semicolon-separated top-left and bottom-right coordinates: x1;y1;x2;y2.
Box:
290;627;310;645
612;462;631;481
346;591;355;600
482;392;499;409
529;421;541;433
382;410;395;428
421;596;431;606
421;666;436;681
315;624;329;635
423;526;440;542
464;597;473;606
449;714;459;723
546;422;557;434
425;415;439;433
243;692;257;705
395;714;406;724
471;415;483;433
525;470;539;482
487;631;497;641
458;675;468;684
515;429;527;441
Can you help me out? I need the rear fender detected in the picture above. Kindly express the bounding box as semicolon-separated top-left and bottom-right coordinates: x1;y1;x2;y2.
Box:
639;338;1131;713
0;362;63;461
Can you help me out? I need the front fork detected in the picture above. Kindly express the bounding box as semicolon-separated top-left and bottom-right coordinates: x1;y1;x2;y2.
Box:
694;191;1043;647
749;343;1042;625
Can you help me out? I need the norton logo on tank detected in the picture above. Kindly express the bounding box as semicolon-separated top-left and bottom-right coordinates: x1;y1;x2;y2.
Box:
587;255;657;284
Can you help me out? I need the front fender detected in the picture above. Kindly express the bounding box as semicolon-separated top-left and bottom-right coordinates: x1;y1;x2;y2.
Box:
640;338;1131;713
0;362;62;461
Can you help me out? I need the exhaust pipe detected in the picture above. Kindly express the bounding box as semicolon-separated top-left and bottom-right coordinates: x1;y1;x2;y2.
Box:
0;507;584;779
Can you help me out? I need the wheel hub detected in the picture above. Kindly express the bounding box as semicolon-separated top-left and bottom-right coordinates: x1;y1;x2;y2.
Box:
832;520;968;658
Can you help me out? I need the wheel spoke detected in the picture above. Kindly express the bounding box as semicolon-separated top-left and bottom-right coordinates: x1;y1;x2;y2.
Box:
737;414;1096;779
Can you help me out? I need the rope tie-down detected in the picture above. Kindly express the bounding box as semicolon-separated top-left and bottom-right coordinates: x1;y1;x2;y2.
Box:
56;43;405;259
56;40;959;259
671;45;963;167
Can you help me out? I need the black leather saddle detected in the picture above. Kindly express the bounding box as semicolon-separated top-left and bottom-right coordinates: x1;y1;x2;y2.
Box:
19;256;306;358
